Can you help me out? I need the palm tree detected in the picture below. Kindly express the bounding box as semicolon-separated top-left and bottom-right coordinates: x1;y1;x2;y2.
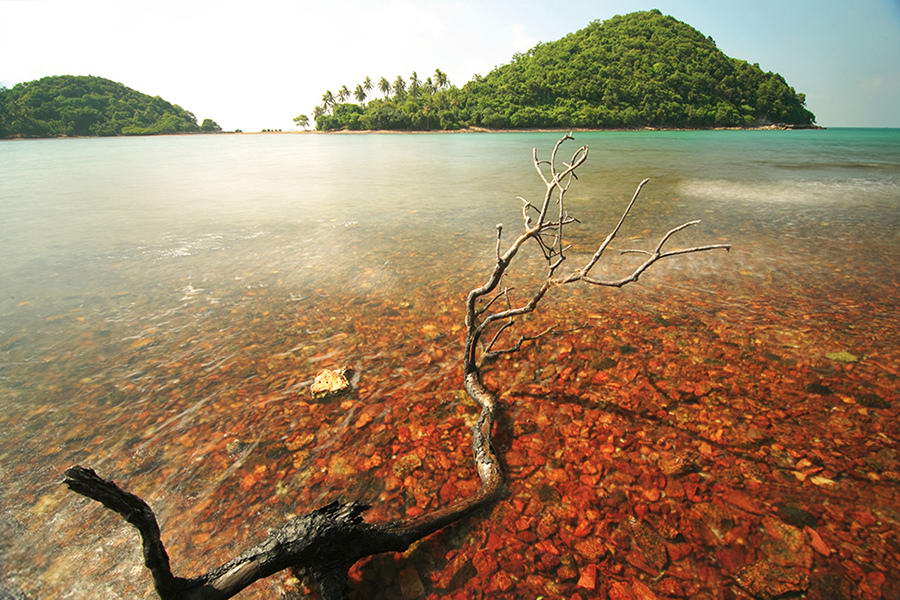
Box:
434;68;449;90
379;76;391;98
409;71;420;96
322;91;335;112
312;105;325;128
293;114;310;130
363;76;373;96
392;75;406;98
425;76;435;95
338;85;351;103
354;84;366;104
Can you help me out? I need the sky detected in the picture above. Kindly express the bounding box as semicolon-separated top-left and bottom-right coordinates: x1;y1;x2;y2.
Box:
1;0;899;131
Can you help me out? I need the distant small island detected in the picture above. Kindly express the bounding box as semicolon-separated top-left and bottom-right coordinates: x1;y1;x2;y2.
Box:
0;75;221;139
308;10;816;132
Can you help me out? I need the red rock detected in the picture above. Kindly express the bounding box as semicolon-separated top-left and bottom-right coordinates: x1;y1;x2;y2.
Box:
354;404;381;429
724;521;750;544
804;526;831;556
579;473;601;485
518;530;537;543
573;520;593;537
557;564;578;580
438;480;457;504
455;479;478;495
570;485;596;509
642;487;661;502
722;488;765;514
683;481;702;502
514;516;533;532
655;577;685;597
632;580;662;600
658;455;687;475
574;537;605;561
547;468;569;483
664;477;685;498
665;541;693;562
506;451;528;467
486;532;505;552
760;516;812;569
716;545;748;572
849;509;876;527
576;563;597;590
842;559;865;582
536;514;557;538
735;560;809;600
505;555;526;576
608;581;637;600
491;571;514;592
535;539;560;555
472;550;498;578
538;552;561;571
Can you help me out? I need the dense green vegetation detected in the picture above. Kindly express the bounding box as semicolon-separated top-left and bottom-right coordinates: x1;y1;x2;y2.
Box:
311;10;815;131
0;75;215;138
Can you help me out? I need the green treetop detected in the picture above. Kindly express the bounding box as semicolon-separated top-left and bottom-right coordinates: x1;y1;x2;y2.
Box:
308;10;814;131
0;75;206;138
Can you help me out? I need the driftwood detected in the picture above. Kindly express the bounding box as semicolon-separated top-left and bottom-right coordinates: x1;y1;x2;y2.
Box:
64;135;729;599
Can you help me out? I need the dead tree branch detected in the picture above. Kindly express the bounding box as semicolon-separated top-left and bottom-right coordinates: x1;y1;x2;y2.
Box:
64;135;729;599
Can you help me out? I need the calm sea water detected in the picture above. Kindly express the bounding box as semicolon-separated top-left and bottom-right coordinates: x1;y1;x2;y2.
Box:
2;129;898;311
0;129;898;598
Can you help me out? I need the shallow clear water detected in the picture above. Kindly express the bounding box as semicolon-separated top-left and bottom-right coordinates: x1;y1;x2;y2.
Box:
0;129;897;599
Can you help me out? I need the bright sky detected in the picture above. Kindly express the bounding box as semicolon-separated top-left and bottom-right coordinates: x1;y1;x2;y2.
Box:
2;0;898;131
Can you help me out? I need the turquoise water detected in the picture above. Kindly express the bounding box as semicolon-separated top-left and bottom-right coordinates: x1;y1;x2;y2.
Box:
0;129;898;599
1;129;897;314
1;129;898;339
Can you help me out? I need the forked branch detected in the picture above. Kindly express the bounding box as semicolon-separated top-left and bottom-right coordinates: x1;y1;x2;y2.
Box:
465;135;729;372
64;135;729;600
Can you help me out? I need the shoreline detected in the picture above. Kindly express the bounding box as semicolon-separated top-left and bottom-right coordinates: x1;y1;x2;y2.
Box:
252;123;826;135
0;123;827;141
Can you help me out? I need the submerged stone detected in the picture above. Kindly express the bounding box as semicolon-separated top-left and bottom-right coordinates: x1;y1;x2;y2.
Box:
825;351;858;363
310;368;351;399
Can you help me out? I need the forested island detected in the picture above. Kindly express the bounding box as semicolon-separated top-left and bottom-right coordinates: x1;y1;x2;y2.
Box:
307;10;816;131
0;75;220;138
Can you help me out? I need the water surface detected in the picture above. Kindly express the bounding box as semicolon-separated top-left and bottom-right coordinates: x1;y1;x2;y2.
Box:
0;129;897;599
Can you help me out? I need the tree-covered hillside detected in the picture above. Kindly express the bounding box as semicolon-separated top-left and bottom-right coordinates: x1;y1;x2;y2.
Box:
311;10;815;131
0;75;213;138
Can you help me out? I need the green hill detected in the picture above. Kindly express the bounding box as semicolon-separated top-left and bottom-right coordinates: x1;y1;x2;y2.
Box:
313;10;815;130
0;75;215;138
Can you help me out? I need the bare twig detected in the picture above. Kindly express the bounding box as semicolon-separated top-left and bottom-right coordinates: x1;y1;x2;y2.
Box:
476;286;513;316
484;325;556;360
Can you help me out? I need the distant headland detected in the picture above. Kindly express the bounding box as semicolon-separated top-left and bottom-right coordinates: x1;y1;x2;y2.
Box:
0;75;221;139
307;10;816;132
